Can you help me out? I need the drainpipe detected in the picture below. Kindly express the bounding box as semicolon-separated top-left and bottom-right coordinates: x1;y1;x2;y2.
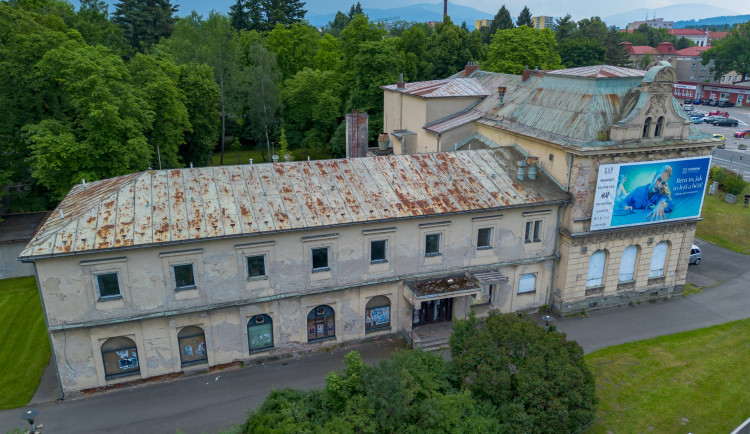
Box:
32;261;65;401
566;154;575;192
548;201;569;312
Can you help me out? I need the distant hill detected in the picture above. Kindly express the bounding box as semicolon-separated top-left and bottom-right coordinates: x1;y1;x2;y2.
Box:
674;15;750;28
604;4;738;28
307;2;493;28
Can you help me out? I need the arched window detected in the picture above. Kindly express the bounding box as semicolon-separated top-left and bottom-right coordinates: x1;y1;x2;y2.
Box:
649;241;669;278
642;117;652;138
654;116;664;137
587;250;607;287
518;273;536;294
619;245;639;282
101;337;139;379
307;305;335;341
178;326;207;366
365;296;391;332
248;314;273;352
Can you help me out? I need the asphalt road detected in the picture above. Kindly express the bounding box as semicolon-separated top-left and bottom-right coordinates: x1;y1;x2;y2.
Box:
690;105;750;179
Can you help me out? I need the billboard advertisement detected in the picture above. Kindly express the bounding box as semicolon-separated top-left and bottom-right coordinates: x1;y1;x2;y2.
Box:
590;156;711;231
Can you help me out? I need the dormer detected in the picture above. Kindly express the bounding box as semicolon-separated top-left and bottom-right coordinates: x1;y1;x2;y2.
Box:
609;62;692;143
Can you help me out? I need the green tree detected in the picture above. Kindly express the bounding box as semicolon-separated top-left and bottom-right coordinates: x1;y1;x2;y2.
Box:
397;25;432;80
240;43;282;160
451;312;598;433
282;68;342;149
426;16;482;78
177;63;221;167
112;0;177;54
229;0;306;32
552;14;576;42
516;6;532;27
26;45;151;198
484;26;562;74
481;5;513;44
129;54;190;169
638;53;653;69
558;38;605;67
576;16;608;43
604;28;629;66
265;22;320;81
338;15;386;97
675;36;694;50
702;21;750;81
71;0;129;55
314;33;342;71
348;2;363;19
323;10;350;37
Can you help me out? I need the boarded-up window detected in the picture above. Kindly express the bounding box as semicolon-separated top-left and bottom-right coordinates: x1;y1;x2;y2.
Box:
101;337;139;379
178;326;207;366
649;241;668;278
248;315;273;351
308;305;335;341
365;296;391;332
587;250;606;287
518;274;535;294
619;245;638;282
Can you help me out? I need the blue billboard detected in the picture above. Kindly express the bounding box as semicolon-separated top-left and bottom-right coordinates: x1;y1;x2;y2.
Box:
590;156;711;231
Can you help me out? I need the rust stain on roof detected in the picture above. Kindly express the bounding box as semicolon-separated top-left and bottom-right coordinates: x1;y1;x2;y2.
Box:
20;149;567;258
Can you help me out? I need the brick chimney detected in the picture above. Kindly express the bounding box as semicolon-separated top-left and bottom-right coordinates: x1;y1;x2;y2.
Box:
464;61;479;77
522;68;532;82
396;72;405;90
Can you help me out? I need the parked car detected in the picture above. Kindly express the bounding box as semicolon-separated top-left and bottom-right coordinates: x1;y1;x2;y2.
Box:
708;99;719;106
708;110;729;117
689;245;702;265
692;111;706;117
704;115;725;124
714;117;739;127
690;116;703;124
718;100;735;108
712;133;725;140
700;98;712;105
683;104;694;111
693;99;702;105
734;129;750;138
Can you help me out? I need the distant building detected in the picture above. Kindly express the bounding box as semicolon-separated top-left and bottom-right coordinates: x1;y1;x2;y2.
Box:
669;29;708;47
621;42;714;82
475;19;491;30
425;21;440;28
675;80;750;106
531;16;554;30
626;18;674;31
707;31;729;45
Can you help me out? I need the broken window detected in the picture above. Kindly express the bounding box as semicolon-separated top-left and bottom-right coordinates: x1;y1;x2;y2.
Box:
248;314;274;351
365;296;391;332
101;336;139;379
178;325;207;366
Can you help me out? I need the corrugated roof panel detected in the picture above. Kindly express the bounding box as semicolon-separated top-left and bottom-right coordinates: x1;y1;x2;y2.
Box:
167;169;189;242
20;150;570;258
133;172;154;246
382;78;490;98
114;183;135;248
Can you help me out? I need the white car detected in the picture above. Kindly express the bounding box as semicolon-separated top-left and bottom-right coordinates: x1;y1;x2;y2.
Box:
689;245;702;265
684;104;694;111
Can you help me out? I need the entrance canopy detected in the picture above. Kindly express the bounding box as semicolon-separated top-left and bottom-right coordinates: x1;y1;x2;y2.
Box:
404;273;481;302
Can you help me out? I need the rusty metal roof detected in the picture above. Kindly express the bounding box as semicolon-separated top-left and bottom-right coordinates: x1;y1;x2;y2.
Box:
20;149;568;259
381;78;490;98
545;65;646;78
425;110;483;134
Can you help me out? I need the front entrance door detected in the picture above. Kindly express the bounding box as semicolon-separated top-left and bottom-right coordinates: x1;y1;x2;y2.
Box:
413;298;452;326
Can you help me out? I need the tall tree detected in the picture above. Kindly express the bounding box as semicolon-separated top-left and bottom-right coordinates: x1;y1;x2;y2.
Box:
604;28;629;66
484;26;562;74
241;44;282;160
26;45;152;198
229;0;306;32
72;0;129;55
481;5;513;43
265;22;320;81
282;68;341;149
576;16;608;43
552;14;576;42
702;21;750;81
558;38;605;67
177;63;221;167
112;0;177;54
516;6;532;27
451;312;598;433
128;54;190;169
323;11;350;37
348;1;363;19
426;16;482;78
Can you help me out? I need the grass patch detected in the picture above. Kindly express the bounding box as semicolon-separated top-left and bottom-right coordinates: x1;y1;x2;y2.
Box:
211;147;332;166
681;282;703;296
696;189;750;255
0;277;51;409
584;320;750;433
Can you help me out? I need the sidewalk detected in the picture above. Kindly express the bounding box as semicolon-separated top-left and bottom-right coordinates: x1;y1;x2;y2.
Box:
2;240;748;433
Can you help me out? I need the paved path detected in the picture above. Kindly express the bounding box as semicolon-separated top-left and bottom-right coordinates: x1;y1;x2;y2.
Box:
1;240;748;433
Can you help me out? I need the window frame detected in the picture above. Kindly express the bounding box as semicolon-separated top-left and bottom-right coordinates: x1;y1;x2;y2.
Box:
311;246;330;272
370;239;388;264
246;254;267;279
101;336;139;380
95;272;122;300
424;232;442;257
524;220;542;243
476;227;493;250
586;250;607;288
649;241;669;278
365;296;391;333
247;314;274;352
618;245;639;283
173;263;196;291
518;273;536;294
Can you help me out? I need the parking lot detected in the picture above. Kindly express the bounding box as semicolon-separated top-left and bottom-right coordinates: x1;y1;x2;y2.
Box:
687;105;750;180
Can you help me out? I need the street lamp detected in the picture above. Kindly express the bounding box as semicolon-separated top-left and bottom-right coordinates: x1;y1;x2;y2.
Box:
21;409;40;433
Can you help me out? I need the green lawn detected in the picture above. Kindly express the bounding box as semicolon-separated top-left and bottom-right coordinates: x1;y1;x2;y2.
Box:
697;189;750;254
585;320;750;433
211;147;332;166
0;277;51;409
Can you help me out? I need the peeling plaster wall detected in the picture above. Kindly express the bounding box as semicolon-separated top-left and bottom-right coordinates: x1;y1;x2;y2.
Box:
37;207;561;393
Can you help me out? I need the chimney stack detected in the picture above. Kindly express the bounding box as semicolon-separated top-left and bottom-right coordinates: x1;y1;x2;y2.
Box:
443;0;447;19
497;86;506;107
522;68;532;82
397;72;405;90
464;61;479;77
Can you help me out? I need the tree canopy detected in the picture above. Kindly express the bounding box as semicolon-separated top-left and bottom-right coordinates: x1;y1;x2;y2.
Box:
484;26;562;74
516;6;532;27
702;21;750;81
